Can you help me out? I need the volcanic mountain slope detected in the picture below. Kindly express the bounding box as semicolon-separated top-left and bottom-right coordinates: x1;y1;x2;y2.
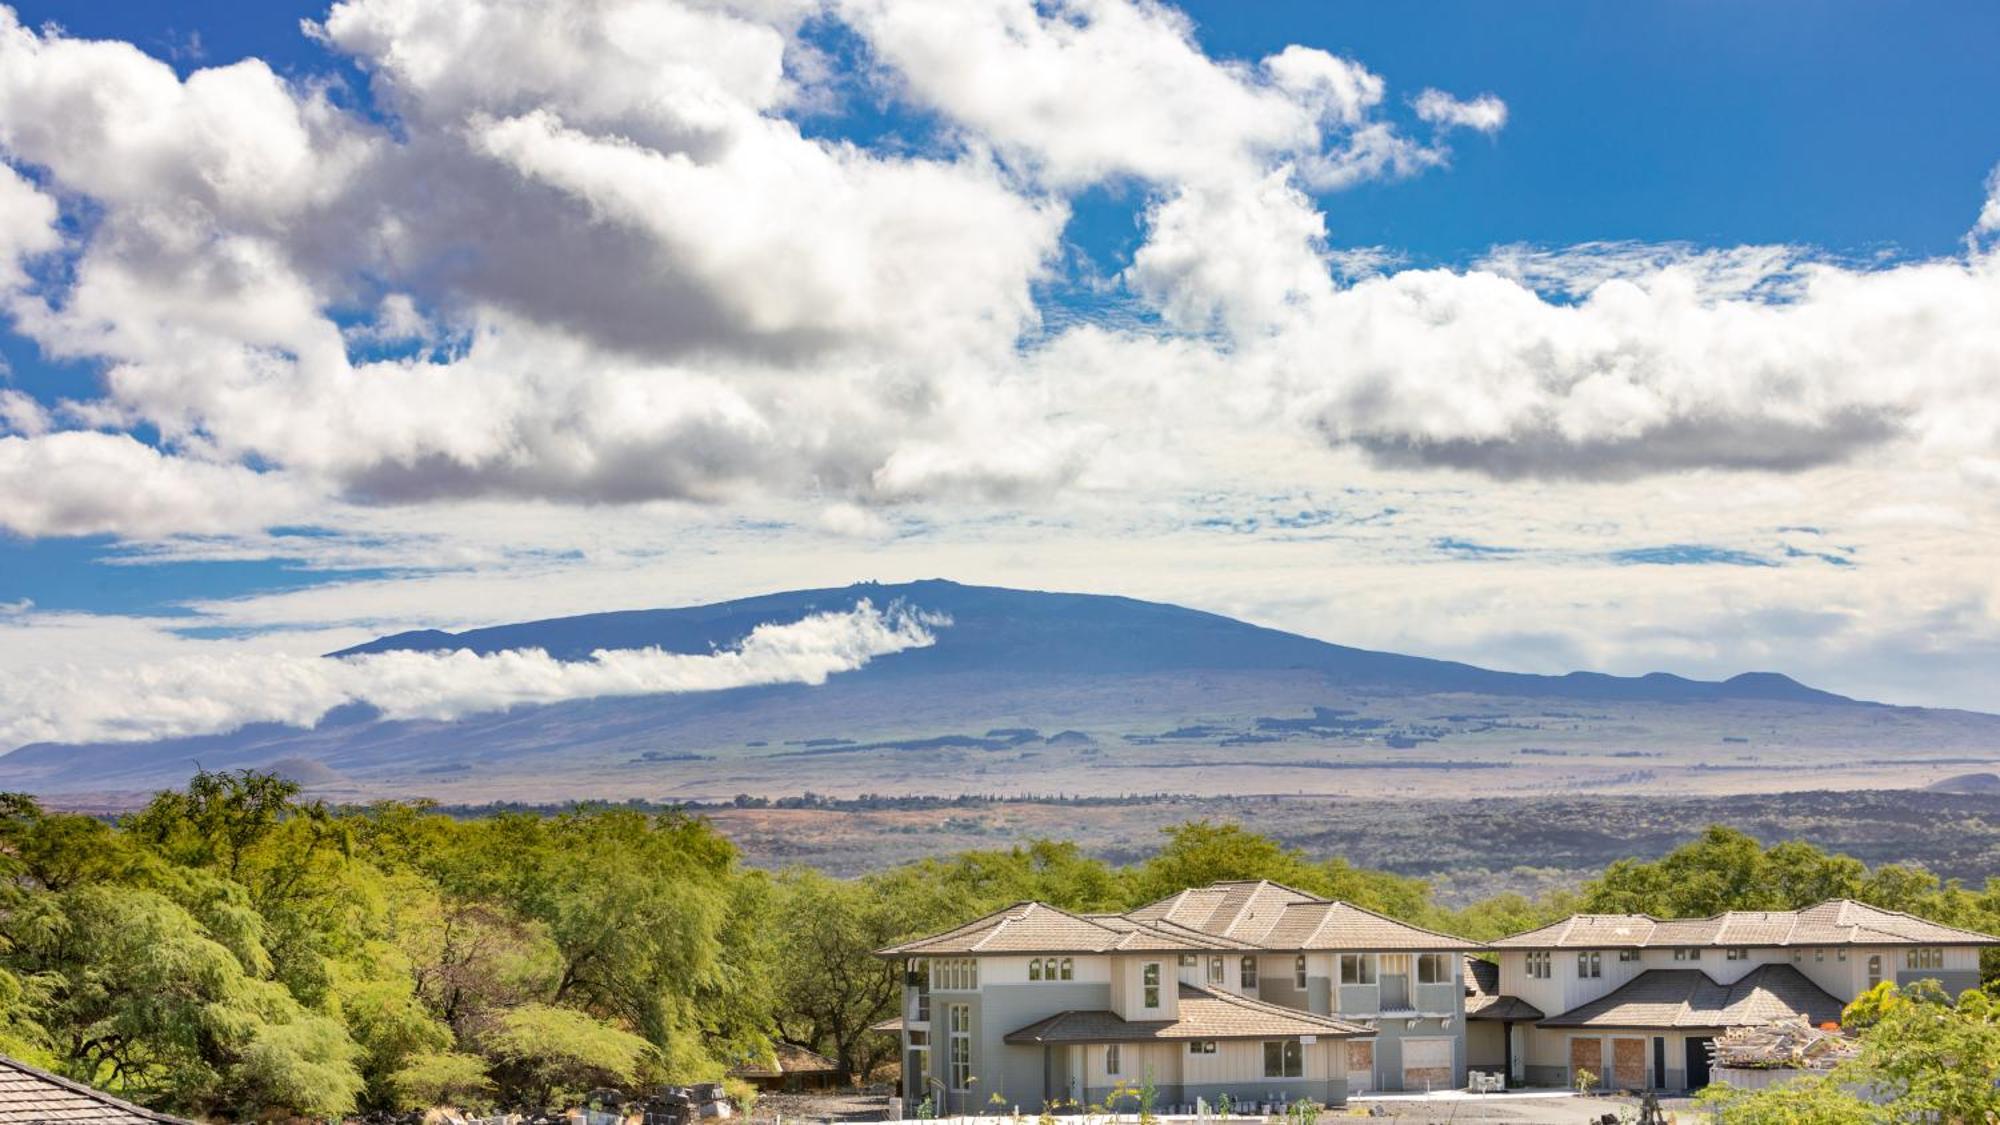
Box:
7;579;1998;806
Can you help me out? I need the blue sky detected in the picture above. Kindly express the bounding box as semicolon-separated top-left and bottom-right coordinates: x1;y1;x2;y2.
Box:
1;0;1998;738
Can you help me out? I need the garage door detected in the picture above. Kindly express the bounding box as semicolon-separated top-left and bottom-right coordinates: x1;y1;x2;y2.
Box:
1402;1039;1452;1091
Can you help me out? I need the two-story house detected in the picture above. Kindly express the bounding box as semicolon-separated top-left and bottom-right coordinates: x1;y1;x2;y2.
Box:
874;881;1482;1111
1477;899;2000;1092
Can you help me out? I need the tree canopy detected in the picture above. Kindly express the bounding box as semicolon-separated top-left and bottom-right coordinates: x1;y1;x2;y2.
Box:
2;777;1998;1119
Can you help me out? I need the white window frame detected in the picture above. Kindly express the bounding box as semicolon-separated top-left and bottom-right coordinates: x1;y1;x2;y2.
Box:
1142;961;1162;1009
1578;950;1602;979
1726;948;1747;961
947;1004;971;1091
1241;956;1259;988
1207;956;1225;984
1526;951;1551;980
1295;955;1308;989
1105;1044;1121;1076
1339;953;1376;985
1617;949;1640;962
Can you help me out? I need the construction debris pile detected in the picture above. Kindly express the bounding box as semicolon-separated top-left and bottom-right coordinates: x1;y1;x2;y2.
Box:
1711;1016;1858;1071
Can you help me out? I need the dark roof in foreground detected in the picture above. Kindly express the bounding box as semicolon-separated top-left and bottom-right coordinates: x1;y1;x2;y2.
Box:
0;1056;192;1124
1461;957;1544;1023
1537;965;1846;1030
1004;983;1374;1045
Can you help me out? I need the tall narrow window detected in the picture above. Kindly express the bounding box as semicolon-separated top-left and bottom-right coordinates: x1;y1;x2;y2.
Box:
948;1004;971;1091
1142;961;1162;1009
1868;955;1882;987
1208;956;1225;984
1030;959;1043;981
1577;951;1601;979
1061;957;1074;980
1295;955;1308;989
1105;1045;1121;1076
1241;956;1259;988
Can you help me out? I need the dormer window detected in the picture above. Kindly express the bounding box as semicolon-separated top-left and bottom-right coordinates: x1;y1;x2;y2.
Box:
1143;961;1162;1009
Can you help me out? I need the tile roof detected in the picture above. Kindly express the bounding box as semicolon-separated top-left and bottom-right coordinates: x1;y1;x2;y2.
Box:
1461;957;1543;1023
876;902;1248;957
1129;881;1480;952
1490;900;2000;950
1003;984;1374;1045
1537;965;1847;1030
0;1056;191;1124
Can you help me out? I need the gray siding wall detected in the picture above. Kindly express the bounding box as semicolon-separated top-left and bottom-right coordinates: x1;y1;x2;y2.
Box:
1899;969;1981;996
970;983;1110;1111
1364;1017;1463;1091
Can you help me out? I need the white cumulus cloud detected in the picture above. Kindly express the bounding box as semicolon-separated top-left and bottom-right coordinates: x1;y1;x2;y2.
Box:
0;600;944;749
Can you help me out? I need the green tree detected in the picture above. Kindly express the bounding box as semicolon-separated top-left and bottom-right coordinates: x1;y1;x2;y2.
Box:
484;1003;651;1107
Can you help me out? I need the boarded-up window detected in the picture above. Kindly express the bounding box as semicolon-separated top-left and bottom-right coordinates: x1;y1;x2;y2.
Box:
1569;1038;1603;1089
1612;1038;1646;1090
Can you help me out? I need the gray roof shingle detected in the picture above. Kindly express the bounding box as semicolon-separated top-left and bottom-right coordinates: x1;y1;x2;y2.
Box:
0;1056;191;1124
1536;965;1846;1030
1461;956;1543;1022
1490;900;2000;950
1003;984;1375;1044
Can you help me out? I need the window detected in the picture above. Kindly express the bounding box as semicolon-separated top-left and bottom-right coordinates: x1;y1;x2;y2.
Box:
1907;948;1944;970
1295;955;1308;989
1791;950;1802;963
1105;1045;1121;1076
1417;953;1453;983
1188;1040;1217;1055
1837;949;1847;963
908;1030;928;1047
947;1004;971;1091
1339;954;1376;985
1262;1039;1303;1078
1674;948;1702;962
1577;951;1602;979
1815;948;1825;963
1179;953;1198;967
1868;955;1882;987
1207;956;1225;984
929;958;978;990
1142;961;1162;1009
1241;956;1259;988
1726;948;1747;961
1030;957;1074;981
1526;951;1551;980
1618;950;1640;962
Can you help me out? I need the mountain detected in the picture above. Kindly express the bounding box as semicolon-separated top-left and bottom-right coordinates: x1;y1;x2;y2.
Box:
330;578;1855;705
8;579;1996;807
